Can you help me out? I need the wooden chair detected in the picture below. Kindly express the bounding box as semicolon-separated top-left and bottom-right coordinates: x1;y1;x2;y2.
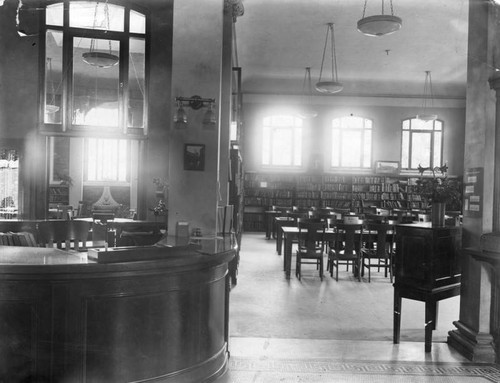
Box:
38;220;91;251
296;220;326;280
361;222;395;282
327;222;364;281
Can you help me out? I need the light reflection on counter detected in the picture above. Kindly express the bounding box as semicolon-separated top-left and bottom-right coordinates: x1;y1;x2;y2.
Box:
155;233;236;255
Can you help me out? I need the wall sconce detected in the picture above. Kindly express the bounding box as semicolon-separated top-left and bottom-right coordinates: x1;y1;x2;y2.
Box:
174;96;216;129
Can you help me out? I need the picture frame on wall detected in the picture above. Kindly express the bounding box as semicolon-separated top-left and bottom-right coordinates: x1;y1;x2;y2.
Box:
375;161;400;175
184;144;205;171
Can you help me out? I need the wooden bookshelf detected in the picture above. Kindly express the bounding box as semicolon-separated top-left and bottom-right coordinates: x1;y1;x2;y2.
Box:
49;185;69;205
243;172;460;231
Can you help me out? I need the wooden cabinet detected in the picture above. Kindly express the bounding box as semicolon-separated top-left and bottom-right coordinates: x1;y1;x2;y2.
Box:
393;223;462;352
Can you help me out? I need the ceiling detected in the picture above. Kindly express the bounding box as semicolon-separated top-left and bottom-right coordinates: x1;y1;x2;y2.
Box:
233;0;470;100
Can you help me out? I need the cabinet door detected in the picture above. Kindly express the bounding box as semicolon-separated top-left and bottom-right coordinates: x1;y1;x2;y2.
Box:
396;229;431;288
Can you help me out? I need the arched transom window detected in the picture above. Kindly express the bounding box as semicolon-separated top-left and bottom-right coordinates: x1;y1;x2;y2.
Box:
401;118;443;170
261;115;303;168
331;116;372;169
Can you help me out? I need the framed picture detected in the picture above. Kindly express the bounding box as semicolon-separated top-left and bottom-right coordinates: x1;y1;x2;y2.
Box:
375;161;400;175
184;144;205;171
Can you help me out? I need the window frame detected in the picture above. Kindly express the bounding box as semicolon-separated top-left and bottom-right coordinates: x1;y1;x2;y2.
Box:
400;117;444;171
330;116;373;170
261;115;303;169
39;0;150;138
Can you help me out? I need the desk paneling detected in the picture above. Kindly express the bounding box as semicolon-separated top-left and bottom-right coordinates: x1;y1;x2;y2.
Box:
0;244;234;382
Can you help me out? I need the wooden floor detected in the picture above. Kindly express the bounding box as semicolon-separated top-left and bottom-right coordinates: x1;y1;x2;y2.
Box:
213;232;483;383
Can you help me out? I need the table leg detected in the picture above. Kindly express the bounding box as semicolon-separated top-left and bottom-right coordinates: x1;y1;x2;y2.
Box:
284;235;292;278
424;299;437;352
265;214;272;239
393;287;402;344
277;227;283;255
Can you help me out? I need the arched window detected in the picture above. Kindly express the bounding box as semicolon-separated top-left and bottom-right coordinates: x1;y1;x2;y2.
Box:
331;116;372;169
401;118;443;170
261;115;303;167
41;1;148;136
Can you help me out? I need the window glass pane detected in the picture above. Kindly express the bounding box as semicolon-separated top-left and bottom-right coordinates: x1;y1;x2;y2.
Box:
271;128;293;166
128;38;145;128
434;120;443;131
331;129;340;167
72;37;120;128
46;3;63;26
86;139;128;182
262;126;270;165
130;10;146;34
293;128;302;166
410;132;431;168
401;131;409;168
331;117;371;169
363;130;372;168
70;1;124;32
272;115;294;127
341;131;361;167
433;131;442;166
45;30;63;124
346;116;363;129
0;149;19;219
414;118;434;130
402;119;410;130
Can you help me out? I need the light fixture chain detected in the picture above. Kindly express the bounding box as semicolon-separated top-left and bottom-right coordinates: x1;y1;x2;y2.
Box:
381;0;384;15
362;0;368;18
318;24;329;82
331;24;338;82
390;0;395;16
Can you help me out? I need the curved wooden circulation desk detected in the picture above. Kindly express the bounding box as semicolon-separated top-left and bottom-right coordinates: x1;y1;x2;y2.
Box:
0;235;236;383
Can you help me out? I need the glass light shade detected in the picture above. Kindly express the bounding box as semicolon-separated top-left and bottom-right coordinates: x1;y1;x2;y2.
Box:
45;104;60;114
417;113;438;122
315;81;343;94
82;51;119;68
357;15;402;37
173;105;188;125
202;107;217;128
297;107;318;119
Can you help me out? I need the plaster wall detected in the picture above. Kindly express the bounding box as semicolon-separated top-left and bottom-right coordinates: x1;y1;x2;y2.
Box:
243;100;465;177
168;0;224;236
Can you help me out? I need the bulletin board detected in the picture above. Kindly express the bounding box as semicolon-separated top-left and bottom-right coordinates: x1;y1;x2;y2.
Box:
463;167;483;218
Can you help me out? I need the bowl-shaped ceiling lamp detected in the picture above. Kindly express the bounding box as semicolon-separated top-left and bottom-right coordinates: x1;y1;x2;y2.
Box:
82;0;119;68
357;0;402;37
297;67;318;119
416;71;438;121
315;23;343;94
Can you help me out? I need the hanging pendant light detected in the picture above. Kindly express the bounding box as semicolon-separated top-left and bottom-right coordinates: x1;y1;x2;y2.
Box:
357;0;402;37
315;23;343;94
45;57;60;114
417;71;438;121
297;67;318;119
82;0;119;68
